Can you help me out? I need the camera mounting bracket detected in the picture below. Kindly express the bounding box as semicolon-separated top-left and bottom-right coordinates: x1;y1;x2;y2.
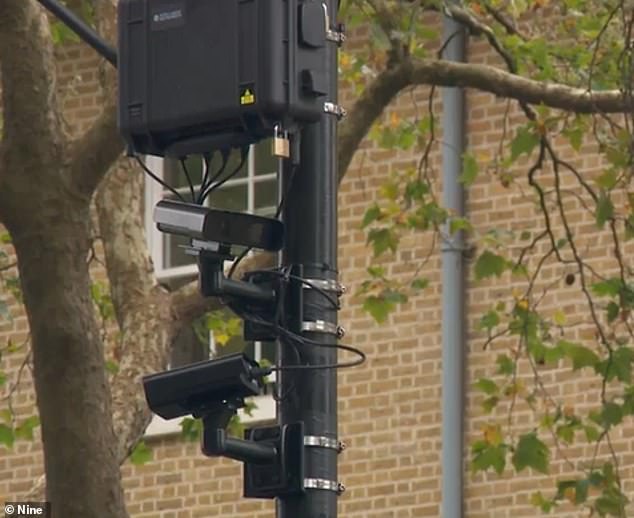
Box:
192;245;276;305
200;402;305;499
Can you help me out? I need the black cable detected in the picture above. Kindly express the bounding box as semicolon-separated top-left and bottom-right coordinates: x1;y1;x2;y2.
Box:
277;328;366;370
198;150;230;204
199;146;248;204
234;308;365;373
179;158;196;202
200;154;211;197
135;156;185;202
275;163;298;219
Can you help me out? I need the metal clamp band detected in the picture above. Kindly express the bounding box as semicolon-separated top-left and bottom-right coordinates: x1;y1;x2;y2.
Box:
324;102;347;120
326;29;346;44
304;478;346;494
301;278;342;293
304;435;346;452
301;320;339;336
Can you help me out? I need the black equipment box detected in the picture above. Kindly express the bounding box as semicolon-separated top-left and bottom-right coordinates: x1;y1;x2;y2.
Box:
118;0;329;157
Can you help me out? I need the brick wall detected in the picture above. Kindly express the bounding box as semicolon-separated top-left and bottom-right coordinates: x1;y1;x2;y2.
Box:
0;26;632;518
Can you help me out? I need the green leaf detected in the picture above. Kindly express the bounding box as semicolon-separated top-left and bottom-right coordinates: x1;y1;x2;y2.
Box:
575;480;589;504
584;425;600;442
362;204;382;228
0;232;11;244
0;424;14;448
474;251;507;280
482;396;499;413
379;181;399;201
479;310;500;331
591;278;622;298
471;441;507;475
510;126;540;161
130;441;152;465
382;289;407;305
404;179;429;201
14;416;40;441
180;417;203;442
512;432;549;474
558;340;599;371
610;346;634;383
496;355;514;376
600;402;623;428
449;217;472;235
367;265;386;278
51;21;81;45
596;170;618;190
473;378;499;395
556;424;576;444
595;492;627;516
362;295;394;323
105;360;120;375
459;152;478;185
595;192;614;229
0;371;5;387
543;343;565;364
553;309;566;326
607;301;620;323
367;228;398;257
563;125;584;151
410;278;428;290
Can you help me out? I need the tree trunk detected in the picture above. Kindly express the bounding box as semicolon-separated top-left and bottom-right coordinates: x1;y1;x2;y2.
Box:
3;195;127;518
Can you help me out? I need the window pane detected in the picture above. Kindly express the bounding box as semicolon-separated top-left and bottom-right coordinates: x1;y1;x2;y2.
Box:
210;148;248;181
208;183;248;212
254;139;278;176
163;233;195;269
254;179;277;216
164;157;204;188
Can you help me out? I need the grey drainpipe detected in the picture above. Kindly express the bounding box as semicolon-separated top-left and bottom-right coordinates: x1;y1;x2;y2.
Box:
441;5;467;518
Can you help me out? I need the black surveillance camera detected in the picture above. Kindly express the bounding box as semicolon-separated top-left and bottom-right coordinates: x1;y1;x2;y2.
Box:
142;353;263;422
154;200;284;252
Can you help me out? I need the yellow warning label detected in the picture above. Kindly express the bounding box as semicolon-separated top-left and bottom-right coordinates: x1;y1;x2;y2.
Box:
240;88;255;105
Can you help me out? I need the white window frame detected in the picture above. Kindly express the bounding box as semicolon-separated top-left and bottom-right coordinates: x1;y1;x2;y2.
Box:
143;152;278;437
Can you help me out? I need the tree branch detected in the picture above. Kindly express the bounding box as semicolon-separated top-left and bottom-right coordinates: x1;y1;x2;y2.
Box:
338;57;629;181
443;2;516;71
338;63;413;182
69;0;122;198
70;101;123;197
0;1;66;197
96;158;175;461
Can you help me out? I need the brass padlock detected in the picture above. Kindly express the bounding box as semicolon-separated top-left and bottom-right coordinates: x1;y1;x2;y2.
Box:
272;126;290;158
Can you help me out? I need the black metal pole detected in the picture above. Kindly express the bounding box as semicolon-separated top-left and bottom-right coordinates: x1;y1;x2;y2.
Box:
36;0;118;67
278;0;341;516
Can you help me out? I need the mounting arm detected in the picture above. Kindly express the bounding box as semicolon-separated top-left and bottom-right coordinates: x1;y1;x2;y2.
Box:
202;424;278;464
198;252;276;303
36;0;118;67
